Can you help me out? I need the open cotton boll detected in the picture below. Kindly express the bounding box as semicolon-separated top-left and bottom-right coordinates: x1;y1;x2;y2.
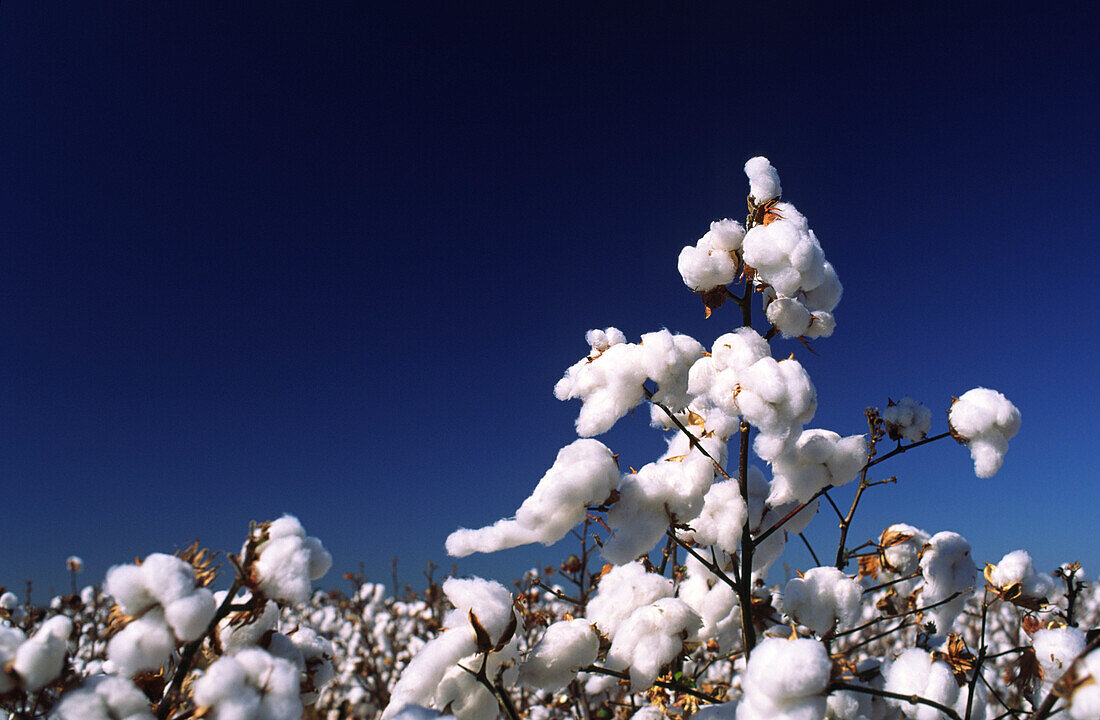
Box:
604;597;700;689
390;707;460;720
882;397;933;442
253;515;332;603
766;429;867;505
949;388;1021;478
987;550;1056;602
883;648;960;720
683;479;747;555
104;564;157;616
826;686;873;720
436;634;519;720
519;619;599;691
0;627;26;694
194;649;303;720
678;554;740;651
164;588;216;642
441;577;517;641
919;531;976;633
382;630;478;720
587;562;673;640
555;328;703;436
1070;650;1100;719
139;553;201;607
736;637;831;720
765;296;813;338
12;616;71;691
219;595;279;653
745;156;782;203
446;438;619;557
1033;626;1086;687
107;608;175;677
783;567;861;637
51;675;156;720
678;235;739;292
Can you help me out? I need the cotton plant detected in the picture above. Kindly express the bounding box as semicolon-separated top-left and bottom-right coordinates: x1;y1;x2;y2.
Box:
377;156;1036;720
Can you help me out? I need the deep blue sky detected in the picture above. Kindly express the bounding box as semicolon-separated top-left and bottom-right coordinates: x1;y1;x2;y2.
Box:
1;3;1096;598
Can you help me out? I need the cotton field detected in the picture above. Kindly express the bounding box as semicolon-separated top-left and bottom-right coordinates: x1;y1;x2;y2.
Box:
3;159;1097;720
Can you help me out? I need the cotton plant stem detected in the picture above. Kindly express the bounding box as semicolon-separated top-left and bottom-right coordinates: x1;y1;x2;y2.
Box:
580;665;724;705
832;590;965;640
965;590;991;720
865;431;952;469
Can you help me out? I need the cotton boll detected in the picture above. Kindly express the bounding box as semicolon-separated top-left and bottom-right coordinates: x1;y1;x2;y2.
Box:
1070;650;1100;719
949;388;1021;478
519;619;599;691
783;567;862;636
987;550;1055;602
13;617;71;690
600;480;670;566
709;218;746;251
766;297;812;338
107;609;175;677
303;536;333;581
737;637;831;720
767;430;866;506
104;564;157;616
164;588;216;642
0;627;26;694
52;675;156;720
803;262;842;313
1033;626;1086;680
826;687;873;720
555;341;647;437
744;157;782;204
219;596;279;653
604;597;700;689
684;479;747;555
678;237;738;292
139;553;199;606
389;707;460;720
587;562;673;640
883;398;933;442
803;311;836;339
441;577;516;642
710;329;771;372
883;648;960;720
919;532;977;633
586;327;627;353
382;630;478;720
446;438;619;557
678;554;741;651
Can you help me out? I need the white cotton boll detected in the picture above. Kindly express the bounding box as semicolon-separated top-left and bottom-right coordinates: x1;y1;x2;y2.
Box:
139;553;198;606
555;340;647;437
104;564;157;616
389;707;460;720
219;597;279;653
678;555;739;650
678;237;738;292
519;619;599;691
883;648;960;720
0;628;25;694
255;536;313;603
164;589;216;642
949;388;1021;478
783;567;861;636
1033;627;1086;677
709;218;746;251
604;597;700;689
1071;684;1100;720
446;437;620;560
107;610;176;677
827;687;873;720
767;430;866;506
882;398;933;442
600;482;670;565
803;263;842;312
987;550;1056;602
382;630;477;720
193;654;255;711
684;480;747;555
303;536;333;581
711;329;771;371
737;636;831;720
744;157;782;203
766;297;812;338
880;524;931;577
639;330;703;411
587;562;673;640
802;311;836;339
586;327;627;352
13;619;71;691
0;591;19;610
441;577;516;640
53;675;156;720
919;531;976;633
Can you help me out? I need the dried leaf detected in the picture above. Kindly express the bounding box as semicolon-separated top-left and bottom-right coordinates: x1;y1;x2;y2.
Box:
469;610;493;654
858;553;881;580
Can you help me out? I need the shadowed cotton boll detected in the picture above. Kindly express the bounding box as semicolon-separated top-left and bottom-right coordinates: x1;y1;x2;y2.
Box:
986;550;1056;602
518;619;599;691
13;616;71;691
766;429;867;505
883;648;960;720
1070;650;1100;719
193;648;303;720
586;562;673;641
603;597;700;689
919;531;977;633
445;438;619;557
682;479;747;555
948;388;1021;478
882;397;933;442
677;219;745;291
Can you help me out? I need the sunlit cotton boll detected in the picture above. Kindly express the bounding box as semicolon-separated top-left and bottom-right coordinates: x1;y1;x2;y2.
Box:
682;479;747;555
744;156;782;203
445;438;619;557
107;608;176;677
1070;650;1100;719
677;219;745;291
736;637;831;720
766;429;867;505
783;566;862;637
603;597;700;689
0;627;26;694
882;397;933;442
986;550;1055;602
518;619;599;691
253;515;333;603
586;562;673;641
948;387;1021;478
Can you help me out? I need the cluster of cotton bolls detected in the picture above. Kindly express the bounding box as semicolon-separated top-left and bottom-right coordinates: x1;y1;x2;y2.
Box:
739;158;843;339
0;615;72;693
553;328;702;437
949;387;1022;478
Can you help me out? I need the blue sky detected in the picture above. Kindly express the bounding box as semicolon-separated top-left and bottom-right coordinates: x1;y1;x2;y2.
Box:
1;3;1096;598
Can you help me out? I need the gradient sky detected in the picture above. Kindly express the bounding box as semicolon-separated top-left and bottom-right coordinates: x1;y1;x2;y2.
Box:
1;3;1096;598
